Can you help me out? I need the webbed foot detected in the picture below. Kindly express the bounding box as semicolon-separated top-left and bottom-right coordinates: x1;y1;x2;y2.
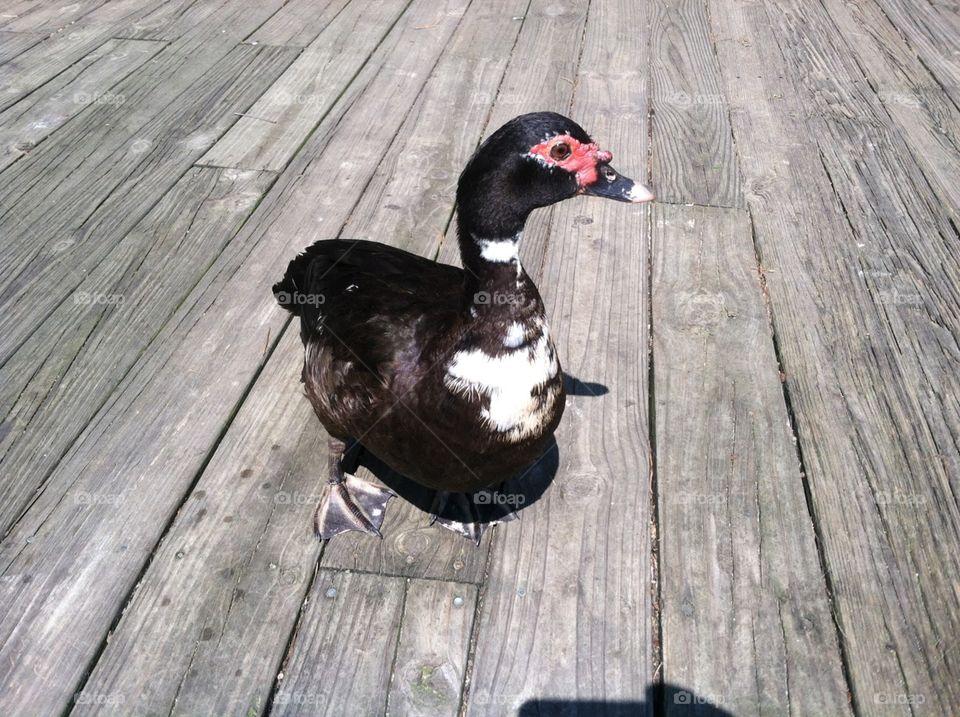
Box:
428;490;517;545
315;472;396;539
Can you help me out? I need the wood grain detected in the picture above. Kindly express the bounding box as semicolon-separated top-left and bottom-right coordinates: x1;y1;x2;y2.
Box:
0;37;163;172
0;30;44;64
710;0;960;711
0;36;295;364
200;0;409;171
0;166;275;541
871;0;960;110
649;0;744;207
0;44;296;537
0;0;171;109
272;570;406;716
816;0;960;222
387;580;478;717
70;330;327;717
246;0;352;47
652;203;850;714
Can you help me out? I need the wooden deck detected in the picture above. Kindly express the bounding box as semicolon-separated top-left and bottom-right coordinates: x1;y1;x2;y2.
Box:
0;0;958;714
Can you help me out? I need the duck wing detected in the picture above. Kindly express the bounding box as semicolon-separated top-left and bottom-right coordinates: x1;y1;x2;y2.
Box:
273;239;464;378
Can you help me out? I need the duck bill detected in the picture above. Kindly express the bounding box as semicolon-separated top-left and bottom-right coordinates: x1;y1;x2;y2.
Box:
583;164;655;203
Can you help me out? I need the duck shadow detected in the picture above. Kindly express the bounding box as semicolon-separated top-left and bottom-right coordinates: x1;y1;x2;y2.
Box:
355;373;606;525
516;683;736;716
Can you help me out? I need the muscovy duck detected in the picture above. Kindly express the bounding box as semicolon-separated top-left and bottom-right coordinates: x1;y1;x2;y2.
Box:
274;111;653;542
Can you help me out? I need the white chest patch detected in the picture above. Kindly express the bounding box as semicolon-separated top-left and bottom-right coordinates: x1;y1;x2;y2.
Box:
445;321;561;441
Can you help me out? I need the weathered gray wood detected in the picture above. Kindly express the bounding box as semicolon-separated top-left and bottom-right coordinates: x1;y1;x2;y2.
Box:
0;37;162;172
816;0;960;221
0;0;168;109
0;166;275;539
200;0;409;171
0;44;296;537
465;0;654;711
70;329;327;717
272;570;407;716
246;0;351;47
649;0;743;207
387;580;478;717
872;0;960;110
652;203;850;715
0;26;295;362
0;2;471;714
710;0;960;711
0;30;44;64
325;0;582;579
0;0;107;32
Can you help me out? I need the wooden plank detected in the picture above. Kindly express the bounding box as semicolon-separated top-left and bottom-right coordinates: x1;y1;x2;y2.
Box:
0;38;163;172
200;0;409;171
70;330;326;717
325;0;586;579
0;1;46;28
113;0;236;42
709;0;960;711
0;30;44;64
272;570;407;716
0;166;275;539
0;0;170;110
0;2;471;713
649;0;743;207
247;0;351;47
816;0;960;222
386;580;478;717
871;0;960;109
465;0;654;710
0;25;295;364
0;43;296;537
652;203;850;714
0;0;110;33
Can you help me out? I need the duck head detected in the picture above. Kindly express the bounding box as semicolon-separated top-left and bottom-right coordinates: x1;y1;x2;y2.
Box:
456;111;654;241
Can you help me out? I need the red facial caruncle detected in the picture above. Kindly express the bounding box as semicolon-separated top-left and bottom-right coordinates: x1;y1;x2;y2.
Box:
527;134;613;189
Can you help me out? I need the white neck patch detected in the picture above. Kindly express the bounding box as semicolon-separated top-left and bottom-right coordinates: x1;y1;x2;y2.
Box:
475;232;521;263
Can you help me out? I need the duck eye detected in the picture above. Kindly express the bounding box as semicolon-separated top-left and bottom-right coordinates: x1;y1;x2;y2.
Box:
550;142;571;161
602;166;617;180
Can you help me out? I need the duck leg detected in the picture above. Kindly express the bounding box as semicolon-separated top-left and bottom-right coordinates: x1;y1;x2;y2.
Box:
428;484;518;545
314;438;396;540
